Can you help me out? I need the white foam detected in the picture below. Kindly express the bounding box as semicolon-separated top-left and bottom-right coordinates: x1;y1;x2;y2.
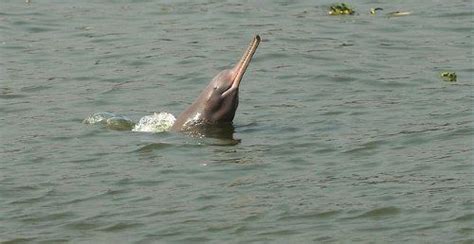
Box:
132;112;176;133
83;112;116;124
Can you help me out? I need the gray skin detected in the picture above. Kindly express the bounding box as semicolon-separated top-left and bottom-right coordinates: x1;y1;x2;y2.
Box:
171;35;260;133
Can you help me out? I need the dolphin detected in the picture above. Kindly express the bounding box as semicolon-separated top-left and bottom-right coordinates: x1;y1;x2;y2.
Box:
171;35;260;134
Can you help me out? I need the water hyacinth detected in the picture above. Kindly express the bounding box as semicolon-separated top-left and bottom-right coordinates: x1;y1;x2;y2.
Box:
328;3;355;15
441;72;457;82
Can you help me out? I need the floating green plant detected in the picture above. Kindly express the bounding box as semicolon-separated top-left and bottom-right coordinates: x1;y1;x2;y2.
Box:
329;3;355;15
440;72;457;82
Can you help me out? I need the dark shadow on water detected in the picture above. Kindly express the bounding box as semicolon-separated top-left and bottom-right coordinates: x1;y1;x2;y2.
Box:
134;124;240;154
181;123;241;146
134;142;176;153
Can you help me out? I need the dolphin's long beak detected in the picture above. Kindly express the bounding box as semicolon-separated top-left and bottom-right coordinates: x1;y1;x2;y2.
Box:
221;35;260;98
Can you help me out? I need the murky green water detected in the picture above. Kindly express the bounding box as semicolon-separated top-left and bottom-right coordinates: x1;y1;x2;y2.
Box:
1;0;473;243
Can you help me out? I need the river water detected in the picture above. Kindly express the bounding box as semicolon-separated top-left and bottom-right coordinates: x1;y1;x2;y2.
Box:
1;0;473;243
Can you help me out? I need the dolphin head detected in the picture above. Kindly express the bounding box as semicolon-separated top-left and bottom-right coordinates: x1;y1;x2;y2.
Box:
171;35;261;133
201;35;260;124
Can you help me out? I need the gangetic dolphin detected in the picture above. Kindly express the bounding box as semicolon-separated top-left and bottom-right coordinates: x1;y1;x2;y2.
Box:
171;35;261;134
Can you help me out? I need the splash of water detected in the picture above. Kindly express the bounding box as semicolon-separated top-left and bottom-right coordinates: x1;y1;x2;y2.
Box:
83;112;135;131
132;112;176;133
83;112;176;132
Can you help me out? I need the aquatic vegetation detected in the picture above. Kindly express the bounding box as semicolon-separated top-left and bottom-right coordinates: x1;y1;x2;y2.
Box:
328;3;411;17
328;3;355;15
440;72;457;82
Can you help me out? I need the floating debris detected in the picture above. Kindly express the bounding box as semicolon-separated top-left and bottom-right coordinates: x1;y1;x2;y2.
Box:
387;11;411;17
370;7;383;15
77;26;94;31
329;3;355;16
440;72;457;82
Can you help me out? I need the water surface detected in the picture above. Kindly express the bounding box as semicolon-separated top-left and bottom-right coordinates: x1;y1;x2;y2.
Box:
1;0;473;243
